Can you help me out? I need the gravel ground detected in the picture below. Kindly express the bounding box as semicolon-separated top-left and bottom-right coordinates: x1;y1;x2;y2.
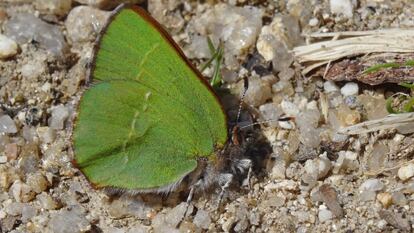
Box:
1;0;414;232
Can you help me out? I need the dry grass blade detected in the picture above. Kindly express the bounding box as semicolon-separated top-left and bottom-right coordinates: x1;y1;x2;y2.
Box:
338;112;414;135
293;29;414;74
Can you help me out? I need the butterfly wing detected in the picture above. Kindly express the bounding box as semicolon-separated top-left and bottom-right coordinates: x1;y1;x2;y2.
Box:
73;6;227;191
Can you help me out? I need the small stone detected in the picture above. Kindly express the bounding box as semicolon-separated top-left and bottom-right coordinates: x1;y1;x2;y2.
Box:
26;172;49;193
37;127;56;144
48;208;90;233
360;179;384;192
165;202;189;227
222;216;236;232
358;94;388;120
0;156;7;163
324;80;339;93
65;6;111;44
20;60;46;80
379;210;412;231
193;209;211;230
153;213;179;233
107;196;151;219
21;204;37;223
367;143;388;174
330;0;354;18
244;76;272;107
270;159;286;180
0;115;17;134
304;157;332;182
10;180;36;202
191;4;263;68
272;80;295;99
333;151;359;174
74;0;143;9
318;208;333;222
264;180;298;192
281;100;299;116
48;105;70;130
34;0;73;16
259;103;282;127
4;13;67;56
359;190;377;202
340;82;359;96
4;143;19;160
337;104;360;126
5;202;24;216
391;192;407;206
308;17;319;26
38;192;60;210
397;163;414;181
377;192;393;208
0;34;18;59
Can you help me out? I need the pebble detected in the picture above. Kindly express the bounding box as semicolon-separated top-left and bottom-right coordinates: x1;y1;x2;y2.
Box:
164;202;188;228
37;192;60;210
20;60;46;80
379;210;412;231
377;192;393;208
270;159;286;180
4;13;67;56
308;17;319;27
360;179;384;192
259;103;282;127
107;196;151;219
318;208;333;222
4;143;19;160
48;105;70;130
0;156;7;163
34;0;73;16
397;163;414;181
0;34;18;59
0;115;17;134
304;156;332;181
281;100;300;116
65;6;111;44
333;151;359;174
48;208;90;233
324;80;340;93
21;204;37;223
37;127;56;144
191;3;263;68
244;76;272;107
330;0;354;18
10;180;35;202
26;172;49;193
340;82;359;96
193;209;211;230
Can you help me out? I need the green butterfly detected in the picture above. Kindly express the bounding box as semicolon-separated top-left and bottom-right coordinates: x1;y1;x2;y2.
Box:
72;4;252;198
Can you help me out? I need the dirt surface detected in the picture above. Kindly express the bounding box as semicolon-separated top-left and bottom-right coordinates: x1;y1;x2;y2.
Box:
1;0;414;232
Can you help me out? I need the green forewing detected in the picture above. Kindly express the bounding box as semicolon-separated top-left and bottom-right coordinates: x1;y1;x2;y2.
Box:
73;6;228;190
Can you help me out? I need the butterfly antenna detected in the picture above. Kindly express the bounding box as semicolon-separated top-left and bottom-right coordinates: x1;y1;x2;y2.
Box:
239;116;294;130
236;77;249;124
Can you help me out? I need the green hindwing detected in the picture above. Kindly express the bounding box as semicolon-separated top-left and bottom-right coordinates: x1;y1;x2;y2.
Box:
73;6;228;191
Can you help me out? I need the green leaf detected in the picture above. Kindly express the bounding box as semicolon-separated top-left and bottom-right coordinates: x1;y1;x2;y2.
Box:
386;96;398;114
73;6;228;191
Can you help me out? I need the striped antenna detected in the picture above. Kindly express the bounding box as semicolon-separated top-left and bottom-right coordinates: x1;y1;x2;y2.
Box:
236;77;249;124
239;116;294;130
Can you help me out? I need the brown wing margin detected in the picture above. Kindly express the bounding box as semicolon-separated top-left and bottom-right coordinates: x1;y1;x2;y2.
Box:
88;3;228;135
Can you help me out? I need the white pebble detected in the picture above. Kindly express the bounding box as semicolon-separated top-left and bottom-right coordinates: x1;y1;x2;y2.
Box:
0;34;18;59
360;179;384;192
0;115;17;134
0;156;7;163
330;0;354;18
281;100;300;116
398;163;414;181
324;80;339;93
318;208;333;222
340;82;359;96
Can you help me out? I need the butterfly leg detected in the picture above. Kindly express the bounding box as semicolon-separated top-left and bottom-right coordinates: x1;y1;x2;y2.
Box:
186;179;204;203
